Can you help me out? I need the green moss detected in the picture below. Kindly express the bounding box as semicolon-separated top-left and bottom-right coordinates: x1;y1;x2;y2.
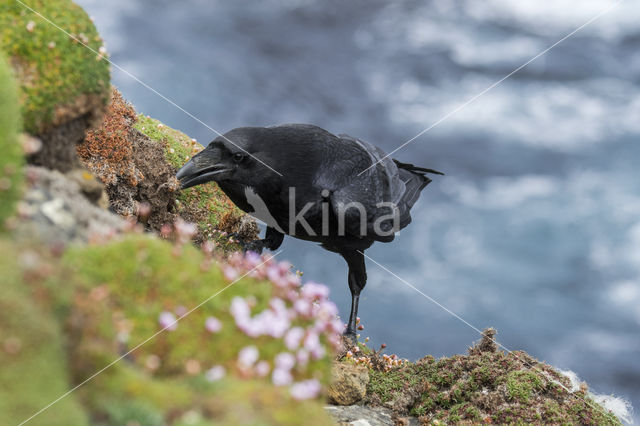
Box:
102;400;164;426
52;235;334;422
506;370;544;403
204;379;333;426
0;0;110;134
0;52;23;228
0;242;87;426
134;114;248;240
62;235;330;378
135;114;194;170
362;347;622;424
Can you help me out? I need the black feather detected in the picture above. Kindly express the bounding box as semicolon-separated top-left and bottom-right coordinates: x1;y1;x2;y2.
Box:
393;159;444;175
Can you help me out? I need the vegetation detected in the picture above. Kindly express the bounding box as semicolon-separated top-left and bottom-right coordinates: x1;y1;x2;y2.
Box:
349;330;621;424
0;52;23;229
0;233;339;425
0;241;88;426
0;0;110;135
134;114;249;241
81;89;254;250
0;1;626;424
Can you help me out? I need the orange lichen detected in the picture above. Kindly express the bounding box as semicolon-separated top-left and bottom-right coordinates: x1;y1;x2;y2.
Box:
78;89;142;186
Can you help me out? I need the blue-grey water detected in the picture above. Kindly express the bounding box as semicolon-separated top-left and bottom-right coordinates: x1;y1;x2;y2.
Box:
76;0;639;417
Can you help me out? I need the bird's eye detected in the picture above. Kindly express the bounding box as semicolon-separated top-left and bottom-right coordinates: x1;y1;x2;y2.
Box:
232;152;245;163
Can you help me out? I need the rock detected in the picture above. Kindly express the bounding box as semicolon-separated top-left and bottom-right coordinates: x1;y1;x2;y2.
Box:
328;362;370;405
66;168;108;207
325;405;419;426
0;0;110;171
80;89;258;247
41;198;75;230
14;166;125;244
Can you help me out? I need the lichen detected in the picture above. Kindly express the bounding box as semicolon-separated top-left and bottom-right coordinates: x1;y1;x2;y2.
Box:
0;52;23;229
0;0;110;135
79;89;141;186
346;330;622;424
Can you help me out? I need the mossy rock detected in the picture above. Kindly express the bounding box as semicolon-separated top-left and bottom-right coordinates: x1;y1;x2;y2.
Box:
0;0;110;171
134;114;255;244
0;241;87;425
52;234;340;423
80;89;256;249
360;345;622;424
0;52;23;229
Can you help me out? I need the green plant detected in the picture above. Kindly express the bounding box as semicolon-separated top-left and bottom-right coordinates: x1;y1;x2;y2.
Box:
0;0;110;135
0;52;23;228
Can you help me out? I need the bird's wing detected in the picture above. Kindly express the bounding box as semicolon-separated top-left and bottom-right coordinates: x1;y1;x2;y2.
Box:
318;134;407;242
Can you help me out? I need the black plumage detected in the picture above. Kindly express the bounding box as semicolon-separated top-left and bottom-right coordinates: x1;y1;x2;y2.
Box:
176;124;442;338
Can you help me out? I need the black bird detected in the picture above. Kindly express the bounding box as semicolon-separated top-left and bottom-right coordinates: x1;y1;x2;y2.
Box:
176;124;442;339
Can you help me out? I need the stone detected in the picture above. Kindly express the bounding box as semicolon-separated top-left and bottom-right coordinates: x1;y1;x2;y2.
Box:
328;362;370;405
325;405;420;426
14;166;125;244
66;168;107;207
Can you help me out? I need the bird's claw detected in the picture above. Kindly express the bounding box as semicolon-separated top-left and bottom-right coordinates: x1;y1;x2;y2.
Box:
342;327;358;343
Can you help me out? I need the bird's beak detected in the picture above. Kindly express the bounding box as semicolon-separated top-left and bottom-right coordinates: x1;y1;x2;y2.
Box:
176;150;233;189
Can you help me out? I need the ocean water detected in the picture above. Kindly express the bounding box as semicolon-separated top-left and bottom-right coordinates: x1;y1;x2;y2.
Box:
76;0;640;417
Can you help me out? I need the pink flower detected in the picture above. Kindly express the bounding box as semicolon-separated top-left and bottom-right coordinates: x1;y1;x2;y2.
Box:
274;352;296;371
270;297;287;314
158;311;178;331
204;316;222;333
278;260;292;274
174;218;197;241
201;240;215;255
238;345;259;367
284;327;305;350
223;265;238;282
293;298;311;316
296;349;310;367
272;368;293;386
244;250;261;267
301;282;330;301
175;305;188;316
205;365;225;382
230;297;250;321
255;361;270;377
304;331;326;360
266;264;282;284
290;379;322;400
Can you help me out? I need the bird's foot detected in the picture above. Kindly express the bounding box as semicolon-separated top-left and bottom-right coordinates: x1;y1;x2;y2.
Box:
342;327;358;344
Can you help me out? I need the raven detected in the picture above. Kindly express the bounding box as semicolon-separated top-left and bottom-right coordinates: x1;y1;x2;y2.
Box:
176;124;442;339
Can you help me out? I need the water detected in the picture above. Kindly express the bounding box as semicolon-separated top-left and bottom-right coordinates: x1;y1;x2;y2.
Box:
76;0;640;417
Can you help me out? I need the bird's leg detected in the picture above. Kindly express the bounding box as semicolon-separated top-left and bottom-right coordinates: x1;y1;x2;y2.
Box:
345;288;360;339
231;226;284;254
341;250;367;341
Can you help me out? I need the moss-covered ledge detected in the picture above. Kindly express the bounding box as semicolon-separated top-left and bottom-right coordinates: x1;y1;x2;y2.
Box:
0;0;110;171
336;329;622;425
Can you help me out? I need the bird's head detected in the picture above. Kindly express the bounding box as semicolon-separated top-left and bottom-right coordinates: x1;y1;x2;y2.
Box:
176;127;273;189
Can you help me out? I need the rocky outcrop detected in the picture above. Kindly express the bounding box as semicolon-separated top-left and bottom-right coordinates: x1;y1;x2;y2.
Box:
13;166;125;244
328;362;370;406
325;405;408;426
0;0;110;171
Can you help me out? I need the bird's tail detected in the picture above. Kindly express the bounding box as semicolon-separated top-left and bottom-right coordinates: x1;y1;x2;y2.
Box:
393;159;444;228
393;159;444;176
